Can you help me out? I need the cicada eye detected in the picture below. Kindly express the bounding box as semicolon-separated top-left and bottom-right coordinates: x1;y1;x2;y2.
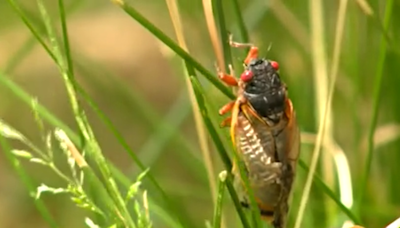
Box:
270;61;279;71
240;70;254;82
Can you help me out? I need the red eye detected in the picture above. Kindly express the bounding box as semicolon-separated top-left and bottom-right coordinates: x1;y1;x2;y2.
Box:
240;70;253;82
270;61;279;70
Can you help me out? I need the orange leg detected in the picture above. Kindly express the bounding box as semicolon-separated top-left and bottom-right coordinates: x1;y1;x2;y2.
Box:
216;64;238;86
220;116;232;128
219;100;235;115
229;34;259;65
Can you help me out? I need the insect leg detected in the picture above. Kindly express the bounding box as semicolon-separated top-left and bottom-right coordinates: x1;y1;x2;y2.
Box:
220;116;232;128
216;63;238;86
228;34;259;65
219;101;235;115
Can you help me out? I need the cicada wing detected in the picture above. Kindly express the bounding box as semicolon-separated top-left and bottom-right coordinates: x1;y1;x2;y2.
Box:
275;98;300;167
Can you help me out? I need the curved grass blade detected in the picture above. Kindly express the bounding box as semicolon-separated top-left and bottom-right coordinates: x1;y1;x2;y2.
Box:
298;160;360;224
111;0;234;100
356;0;394;215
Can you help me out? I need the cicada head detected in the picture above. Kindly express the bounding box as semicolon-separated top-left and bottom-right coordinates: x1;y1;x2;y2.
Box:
239;58;287;123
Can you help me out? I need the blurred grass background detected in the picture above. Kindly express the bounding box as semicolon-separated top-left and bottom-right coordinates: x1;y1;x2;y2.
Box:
0;0;399;227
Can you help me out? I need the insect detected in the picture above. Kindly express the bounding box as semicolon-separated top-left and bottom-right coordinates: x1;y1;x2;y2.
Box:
217;36;300;228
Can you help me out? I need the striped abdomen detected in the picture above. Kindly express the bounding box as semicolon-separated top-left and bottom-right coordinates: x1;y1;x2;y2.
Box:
234;113;284;210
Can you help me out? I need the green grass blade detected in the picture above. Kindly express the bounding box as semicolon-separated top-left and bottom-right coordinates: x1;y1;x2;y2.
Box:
230;0;249;43
225;174;251;228
229;0;269;38
357;0;394;214
213;171;227;228
298;160;360;224
111;0;234;100
189;76;232;170
57;0;74;75
6;0;56;61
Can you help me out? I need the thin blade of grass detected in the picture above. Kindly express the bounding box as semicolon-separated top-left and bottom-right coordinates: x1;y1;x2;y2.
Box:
225;174;251;228
298;160;360;223
354;0;391;46
189;76;231;169
356;0;394;214
230;0;249;43
111;0;234;100
165;2;222;227
322;0;352;225
213;171;227;228
57;0;74;75
230;0;269;37
6;0;56;61
36;0;135;226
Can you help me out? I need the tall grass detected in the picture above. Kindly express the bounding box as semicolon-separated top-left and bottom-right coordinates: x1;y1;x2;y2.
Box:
0;0;398;228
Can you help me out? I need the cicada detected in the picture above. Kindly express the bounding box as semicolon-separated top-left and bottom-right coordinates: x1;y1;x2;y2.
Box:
217;37;300;228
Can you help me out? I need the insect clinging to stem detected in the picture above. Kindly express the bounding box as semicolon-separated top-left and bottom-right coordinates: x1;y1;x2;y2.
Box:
217;35;300;228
